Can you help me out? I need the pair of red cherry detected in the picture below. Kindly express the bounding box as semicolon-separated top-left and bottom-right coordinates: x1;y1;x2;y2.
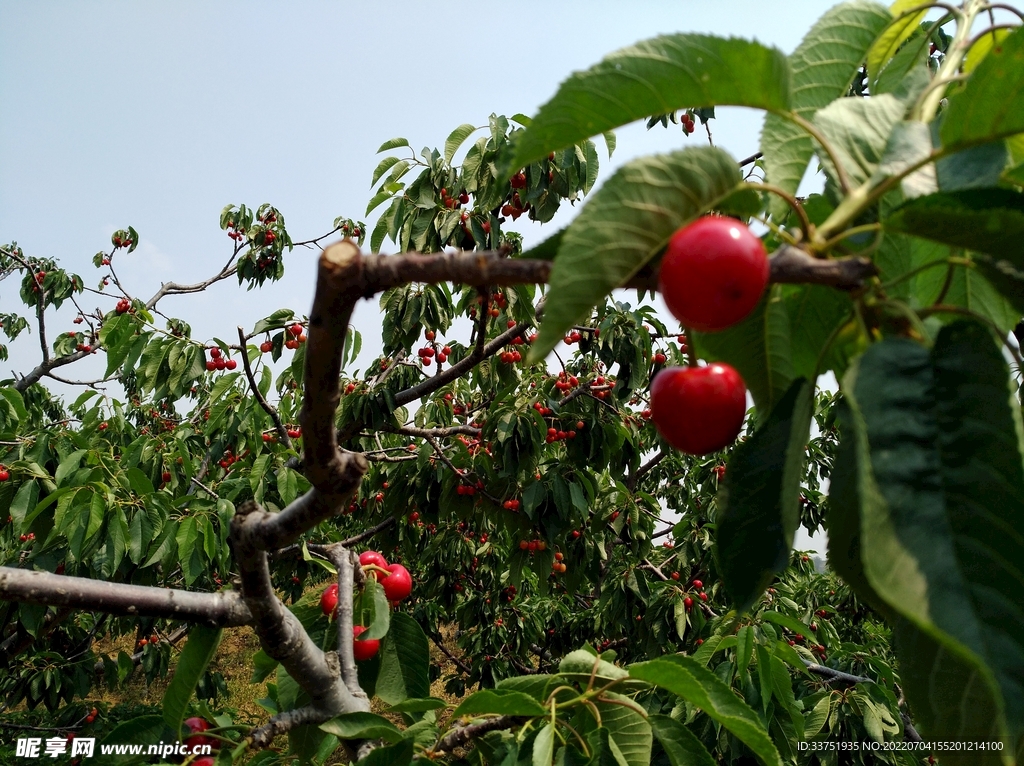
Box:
651;217;769;455
319;552;413;661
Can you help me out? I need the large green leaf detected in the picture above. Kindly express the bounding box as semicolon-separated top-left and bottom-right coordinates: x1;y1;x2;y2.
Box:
511;35;790;169
691;286;794;416
843;321;1024;756
529;146;746;361
828;400;1010;763
941;26;1024;151
320;712;403;743
759;1;892;217
452;689;547;718
781;283;854;381
629;656;782;766
648;714;716;766
812;93;909;188
717;378;813;610
161;625;223;734
374;612;429;705
574;692;652;766
866;0;928;84
883;188;1024;316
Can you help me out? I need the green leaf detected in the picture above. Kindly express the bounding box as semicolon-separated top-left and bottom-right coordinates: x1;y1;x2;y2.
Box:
718;378;813;609
161;625;222;734
453;689;547;718
126;467;155;497
760;1;893;217
533;723;555;766
760;611;812;638
804;694;831;738
648;714;716;766
374;612;429;705
589;692;652;766
512;34;790;169
842;321;1024;753
941;26;1024;151
320;712;403;743
529;146;747;361
866;0;929;84
377;137;410;153
629;656;782;766
10;481;38;532
782;284;854;381
883;188;1024;317
444;123;477;165
371;156;402;187
692;286;794;417
812;93;909;188
386;697;447;713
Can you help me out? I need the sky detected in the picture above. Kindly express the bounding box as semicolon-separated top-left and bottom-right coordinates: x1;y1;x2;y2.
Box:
0;1;852;549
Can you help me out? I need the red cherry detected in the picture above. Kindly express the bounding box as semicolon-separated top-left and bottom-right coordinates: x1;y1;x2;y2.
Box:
684;597;694;611
650;364;746;455
381;563;413;602
260;341;272;353
658;217;769;332
699;591;708;601
209;347;221;359
670;572;680;580
359;551;389;580
289;323;303;336
162;471;171;482
226;359;237;370
206;361;217;371
352;626;380;661
692;579;703;590
510;172;526;189
320;583;339;618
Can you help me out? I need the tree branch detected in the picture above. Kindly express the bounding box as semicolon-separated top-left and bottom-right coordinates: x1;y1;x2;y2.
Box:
237;326;291;447
0;568;252;626
427;716;522;757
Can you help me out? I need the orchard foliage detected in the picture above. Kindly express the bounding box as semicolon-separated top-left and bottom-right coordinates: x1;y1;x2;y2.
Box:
1;1;1024;765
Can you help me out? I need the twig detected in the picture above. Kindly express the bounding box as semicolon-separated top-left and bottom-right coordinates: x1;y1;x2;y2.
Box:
427;716;522;756
237;326;291;447
429;632;472;675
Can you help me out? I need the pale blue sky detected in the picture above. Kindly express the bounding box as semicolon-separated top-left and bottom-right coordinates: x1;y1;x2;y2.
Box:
2;1;861;552
0;1;846;383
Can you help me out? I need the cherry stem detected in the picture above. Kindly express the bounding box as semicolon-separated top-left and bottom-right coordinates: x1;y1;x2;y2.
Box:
682;326;698;367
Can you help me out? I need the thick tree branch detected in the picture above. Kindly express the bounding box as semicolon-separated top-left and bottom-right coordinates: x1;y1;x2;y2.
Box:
249;706;337;749
803;660;872;685
382;423;482;439
231;502;367;723
316;245;876;299
145;251;240;309
13;349;92;393
628;451;665;491
0;568;252;626
328;548;365;699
